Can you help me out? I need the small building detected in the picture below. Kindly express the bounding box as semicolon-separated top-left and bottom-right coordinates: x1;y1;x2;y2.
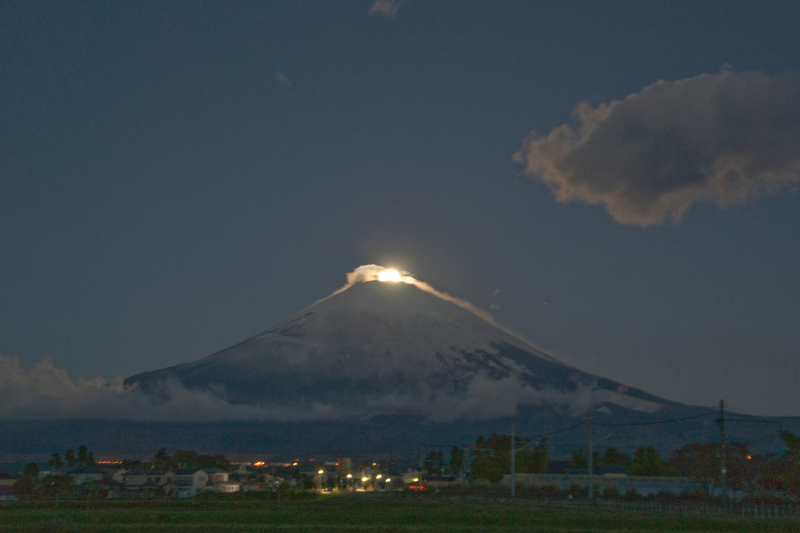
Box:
229;465;255;484
121;469;175;497
0;473;18;497
213;481;241;493
103;468;128;484
120;469;150;489
70;466;104;485
205;468;229;485
174;469;208;498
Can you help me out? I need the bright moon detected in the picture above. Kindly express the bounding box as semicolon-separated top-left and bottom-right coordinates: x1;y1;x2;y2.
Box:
378;269;402;282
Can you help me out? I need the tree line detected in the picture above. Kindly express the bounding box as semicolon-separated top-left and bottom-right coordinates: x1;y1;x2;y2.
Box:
45;444;96;473
122;448;231;471
422;431;800;497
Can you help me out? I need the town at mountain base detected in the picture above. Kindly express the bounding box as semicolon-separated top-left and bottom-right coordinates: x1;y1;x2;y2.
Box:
3;407;798;464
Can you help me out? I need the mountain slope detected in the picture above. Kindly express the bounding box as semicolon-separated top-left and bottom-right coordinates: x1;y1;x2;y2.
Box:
125;278;670;421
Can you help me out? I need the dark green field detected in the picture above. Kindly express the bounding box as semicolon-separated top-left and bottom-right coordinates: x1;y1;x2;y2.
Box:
1;495;798;532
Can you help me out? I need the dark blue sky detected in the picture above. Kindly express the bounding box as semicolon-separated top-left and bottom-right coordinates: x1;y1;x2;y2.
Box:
2;1;799;416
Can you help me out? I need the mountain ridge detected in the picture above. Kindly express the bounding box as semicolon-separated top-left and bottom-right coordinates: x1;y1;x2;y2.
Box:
125;277;673;421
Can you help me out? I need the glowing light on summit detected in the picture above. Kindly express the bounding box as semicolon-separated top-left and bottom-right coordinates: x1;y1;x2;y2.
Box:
321;264;528;343
378;269;402;282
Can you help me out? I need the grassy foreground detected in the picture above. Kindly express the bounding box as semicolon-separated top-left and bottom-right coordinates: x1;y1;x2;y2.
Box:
1;494;798;533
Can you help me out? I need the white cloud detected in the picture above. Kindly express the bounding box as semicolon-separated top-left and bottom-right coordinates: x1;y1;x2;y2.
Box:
321;265;527;340
368;0;405;18
0;355;349;422
0;353;660;422
368;373;661;422
275;71;291;88
490;288;501;310
514;69;800;226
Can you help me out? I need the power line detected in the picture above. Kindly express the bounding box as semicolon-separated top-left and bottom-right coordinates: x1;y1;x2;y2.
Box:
594;412;713;427
528;422;585;440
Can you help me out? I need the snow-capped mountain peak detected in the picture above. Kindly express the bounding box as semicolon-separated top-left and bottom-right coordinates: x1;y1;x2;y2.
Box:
125;266;666;421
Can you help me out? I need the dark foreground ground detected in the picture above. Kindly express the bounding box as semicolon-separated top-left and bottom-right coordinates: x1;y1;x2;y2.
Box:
1;494;799;533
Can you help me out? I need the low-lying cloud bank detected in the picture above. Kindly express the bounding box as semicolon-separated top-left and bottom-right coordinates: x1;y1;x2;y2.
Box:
0;356;313;422
515;69;800;226
0;355;660;422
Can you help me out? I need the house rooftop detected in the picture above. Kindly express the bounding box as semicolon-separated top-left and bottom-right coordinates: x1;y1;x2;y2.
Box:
70;466;103;474
176;468;205;475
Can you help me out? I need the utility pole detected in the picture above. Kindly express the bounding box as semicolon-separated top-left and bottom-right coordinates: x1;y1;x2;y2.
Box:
510;424;534;498
586;406;594;502
511;424;516;498
717;399;727;499
461;445;468;488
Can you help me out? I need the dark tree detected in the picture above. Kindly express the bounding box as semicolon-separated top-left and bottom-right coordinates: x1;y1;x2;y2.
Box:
153;448;170;469
23;463;39;478
155;449;231;470
449;446;465;475
569;449;588;470
780;431;800;458
77;445;89;466
49;453;63;472
601;448;630;467
470;434;508;483
630;446;665;476
759;432;800;495
11;477;36;498
121;459;145;469
64;448;76;469
38;474;74;499
529;438;549;474
424;451;444;477
670;442;718;486
669;441;749;488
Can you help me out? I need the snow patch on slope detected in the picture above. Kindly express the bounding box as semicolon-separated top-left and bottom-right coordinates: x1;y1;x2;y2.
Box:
321;265;552;359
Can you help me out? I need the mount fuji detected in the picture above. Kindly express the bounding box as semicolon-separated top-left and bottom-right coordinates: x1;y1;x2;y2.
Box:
5;266;796;460
125;266;670;422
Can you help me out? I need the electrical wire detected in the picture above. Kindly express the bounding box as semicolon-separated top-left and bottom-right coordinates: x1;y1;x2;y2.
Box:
594;412;713;427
